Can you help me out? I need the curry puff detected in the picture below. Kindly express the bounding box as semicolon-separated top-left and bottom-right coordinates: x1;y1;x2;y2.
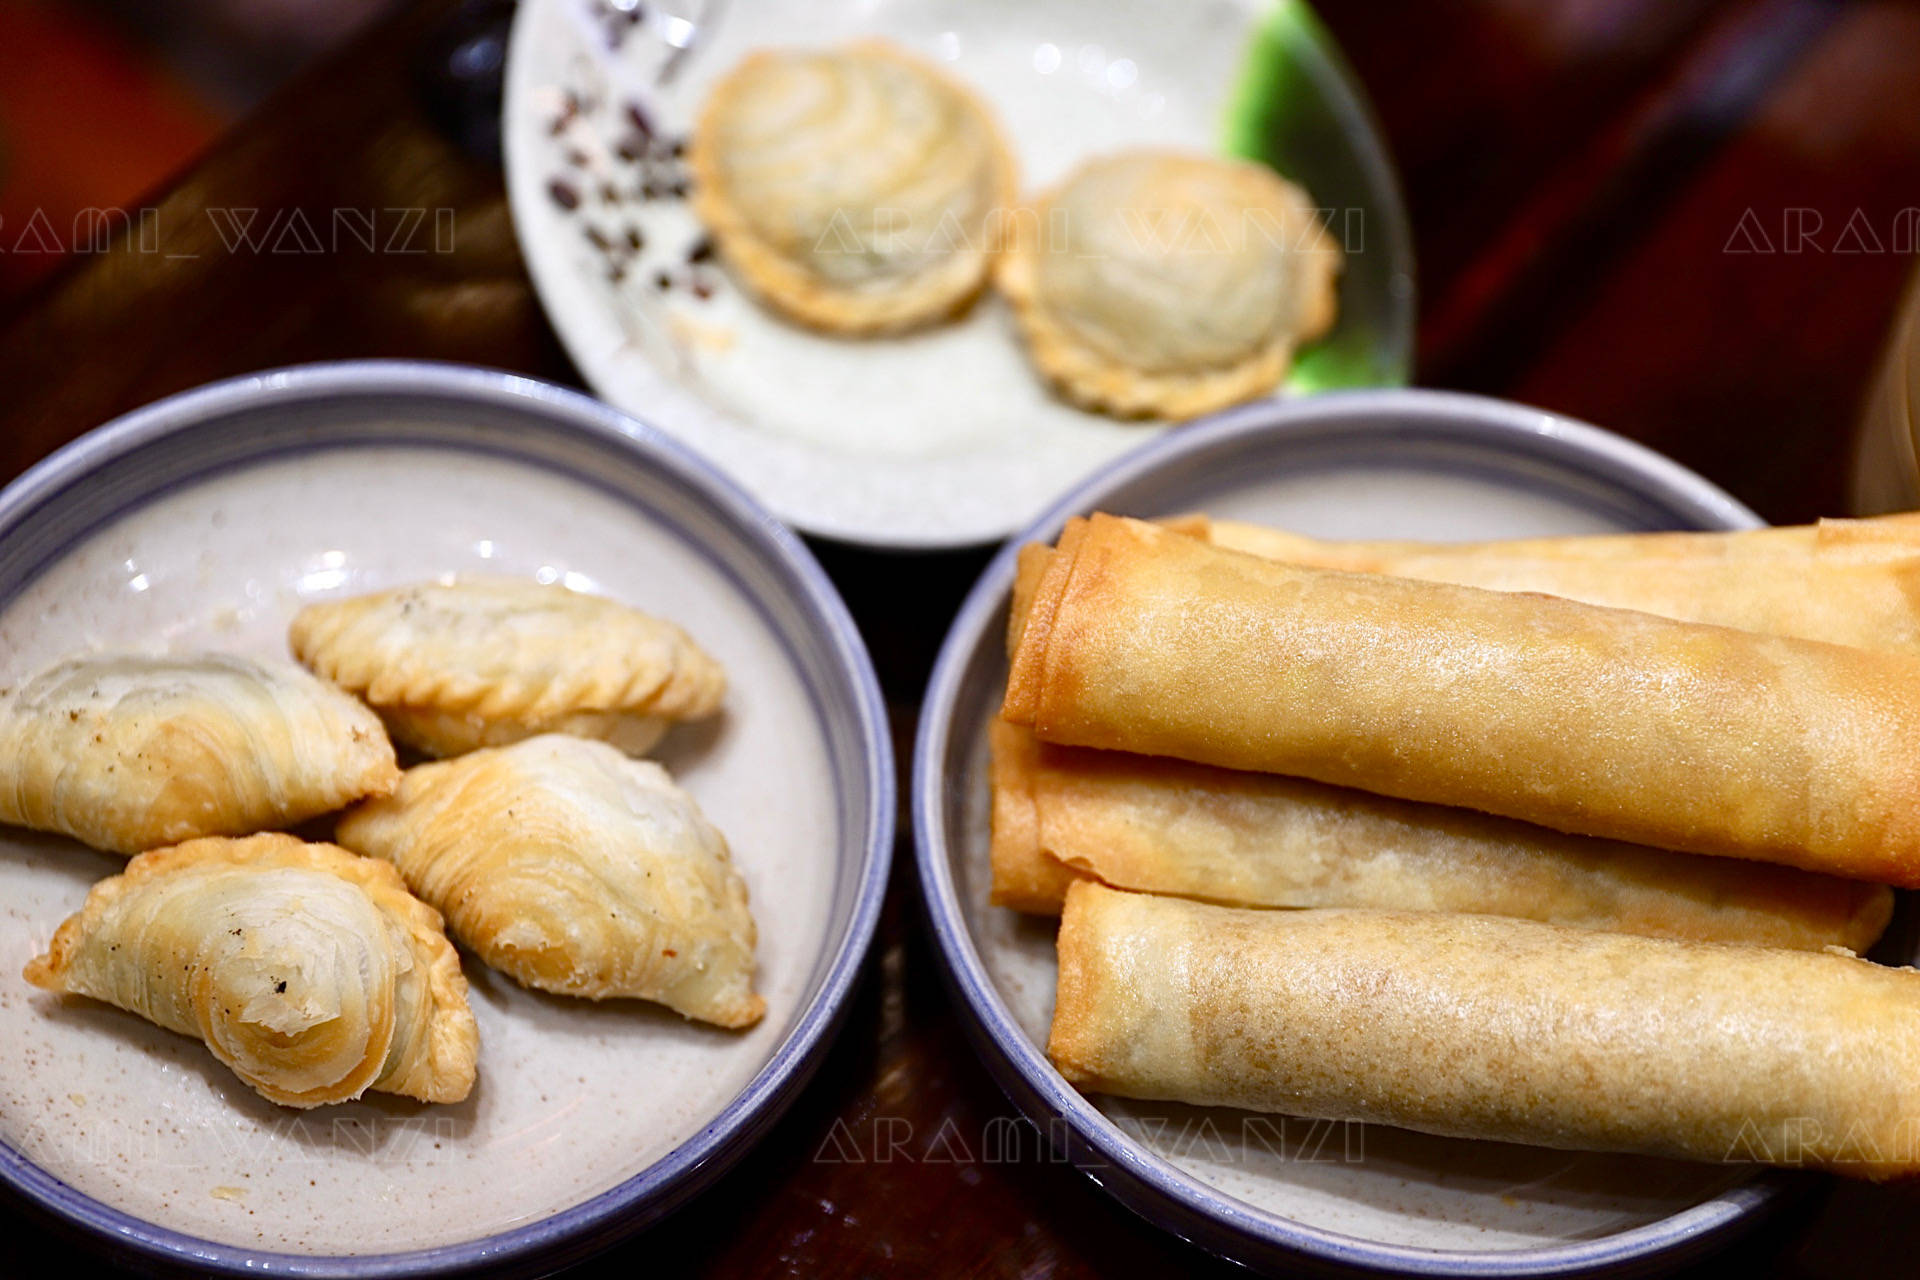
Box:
1051;883;1920;1179
338;735;763;1028
689;40;1016;334
997;150;1341;420
0;652;398;855
24;834;477;1108
290;577;725;759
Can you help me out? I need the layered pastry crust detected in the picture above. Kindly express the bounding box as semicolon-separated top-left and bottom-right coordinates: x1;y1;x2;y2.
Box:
338;735;763;1027
689;39;1016;334
0;652;397;855
25;833;477;1108
290;578;725;759
998;149;1341;419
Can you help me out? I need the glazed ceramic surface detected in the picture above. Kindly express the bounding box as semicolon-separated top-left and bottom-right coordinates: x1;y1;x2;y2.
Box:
0;363;891;1276
915;390;1802;1276
503;0;1414;546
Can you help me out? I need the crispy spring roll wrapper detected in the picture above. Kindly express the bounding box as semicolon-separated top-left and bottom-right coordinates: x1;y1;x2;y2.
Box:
991;540;1092;914
1180;514;1920;653
987;719;1085;914
989;727;1891;948
1195;511;1920;566
1049;882;1920;1179
991;530;1890;942
1004;514;1920;885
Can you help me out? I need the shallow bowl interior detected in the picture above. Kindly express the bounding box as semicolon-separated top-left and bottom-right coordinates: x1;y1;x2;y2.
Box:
0;361;892;1278
914;389;1802;1278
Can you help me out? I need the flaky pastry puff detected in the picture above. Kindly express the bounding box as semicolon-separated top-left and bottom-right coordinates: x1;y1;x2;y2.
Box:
25;833;477;1107
289;578;725;759
689;39;1016;334
338;735;763;1028
997;149;1341;420
0;652;398;855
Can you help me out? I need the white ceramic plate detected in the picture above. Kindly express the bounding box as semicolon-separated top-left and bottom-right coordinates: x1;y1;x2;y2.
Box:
915;390;1800;1276
0;362;892;1276
502;0;1414;547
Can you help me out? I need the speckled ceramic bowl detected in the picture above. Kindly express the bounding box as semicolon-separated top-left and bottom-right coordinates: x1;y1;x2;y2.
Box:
914;389;1801;1276
0;362;892;1276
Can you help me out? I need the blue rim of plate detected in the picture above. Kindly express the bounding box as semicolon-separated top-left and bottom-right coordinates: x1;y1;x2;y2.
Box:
0;360;895;1278
913;388;1799;1278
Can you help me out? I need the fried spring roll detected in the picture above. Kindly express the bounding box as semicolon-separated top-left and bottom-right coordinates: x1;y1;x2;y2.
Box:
987;719;1083;914
1197;511;1920;567
1003;514;1920;885
1179;513;1920;654
990;542;1089;913
989;723;1891;948
1049;882;1920;1179
991;532;1891;941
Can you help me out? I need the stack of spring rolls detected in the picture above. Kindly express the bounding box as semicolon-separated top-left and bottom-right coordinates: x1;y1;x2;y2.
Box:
994;510;1920;1179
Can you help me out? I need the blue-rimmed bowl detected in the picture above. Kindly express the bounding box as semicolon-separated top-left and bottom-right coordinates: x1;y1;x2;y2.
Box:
0;361;892;1276
913;389;1800;1276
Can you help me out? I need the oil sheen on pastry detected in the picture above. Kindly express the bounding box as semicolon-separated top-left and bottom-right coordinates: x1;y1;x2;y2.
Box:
0;652;399;855
24;833;478;1108
290;577;725;759
998;149;1341;420
689;39;1016;334
337;734;763;1028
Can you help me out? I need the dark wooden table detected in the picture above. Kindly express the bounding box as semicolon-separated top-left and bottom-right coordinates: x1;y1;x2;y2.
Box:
5;0;1920;1274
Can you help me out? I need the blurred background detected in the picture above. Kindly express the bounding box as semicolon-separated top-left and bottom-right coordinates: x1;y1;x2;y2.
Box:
2;0;1917;518
0;0;397;300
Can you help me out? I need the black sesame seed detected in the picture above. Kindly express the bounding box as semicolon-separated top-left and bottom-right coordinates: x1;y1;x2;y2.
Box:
548;179;581;211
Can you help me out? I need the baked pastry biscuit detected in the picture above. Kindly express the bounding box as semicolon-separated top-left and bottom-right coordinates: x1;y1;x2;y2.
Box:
997;149;1342;419
338;734;763;1028
689;39;1016;334
290;578;725;759
0;652;398;855
24;833;477;1108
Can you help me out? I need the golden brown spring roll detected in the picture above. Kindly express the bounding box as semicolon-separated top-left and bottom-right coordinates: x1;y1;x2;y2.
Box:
992;543;1089;913
1181;514;1920;654
990;728;1891;949
1004;514;1920;885
988;718;1083;914
992;527;1891;943
1050;882;1920;1179
1196;511;1920;566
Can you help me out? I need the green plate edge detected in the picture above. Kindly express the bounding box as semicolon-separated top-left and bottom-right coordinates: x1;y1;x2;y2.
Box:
1222;0;1416;393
